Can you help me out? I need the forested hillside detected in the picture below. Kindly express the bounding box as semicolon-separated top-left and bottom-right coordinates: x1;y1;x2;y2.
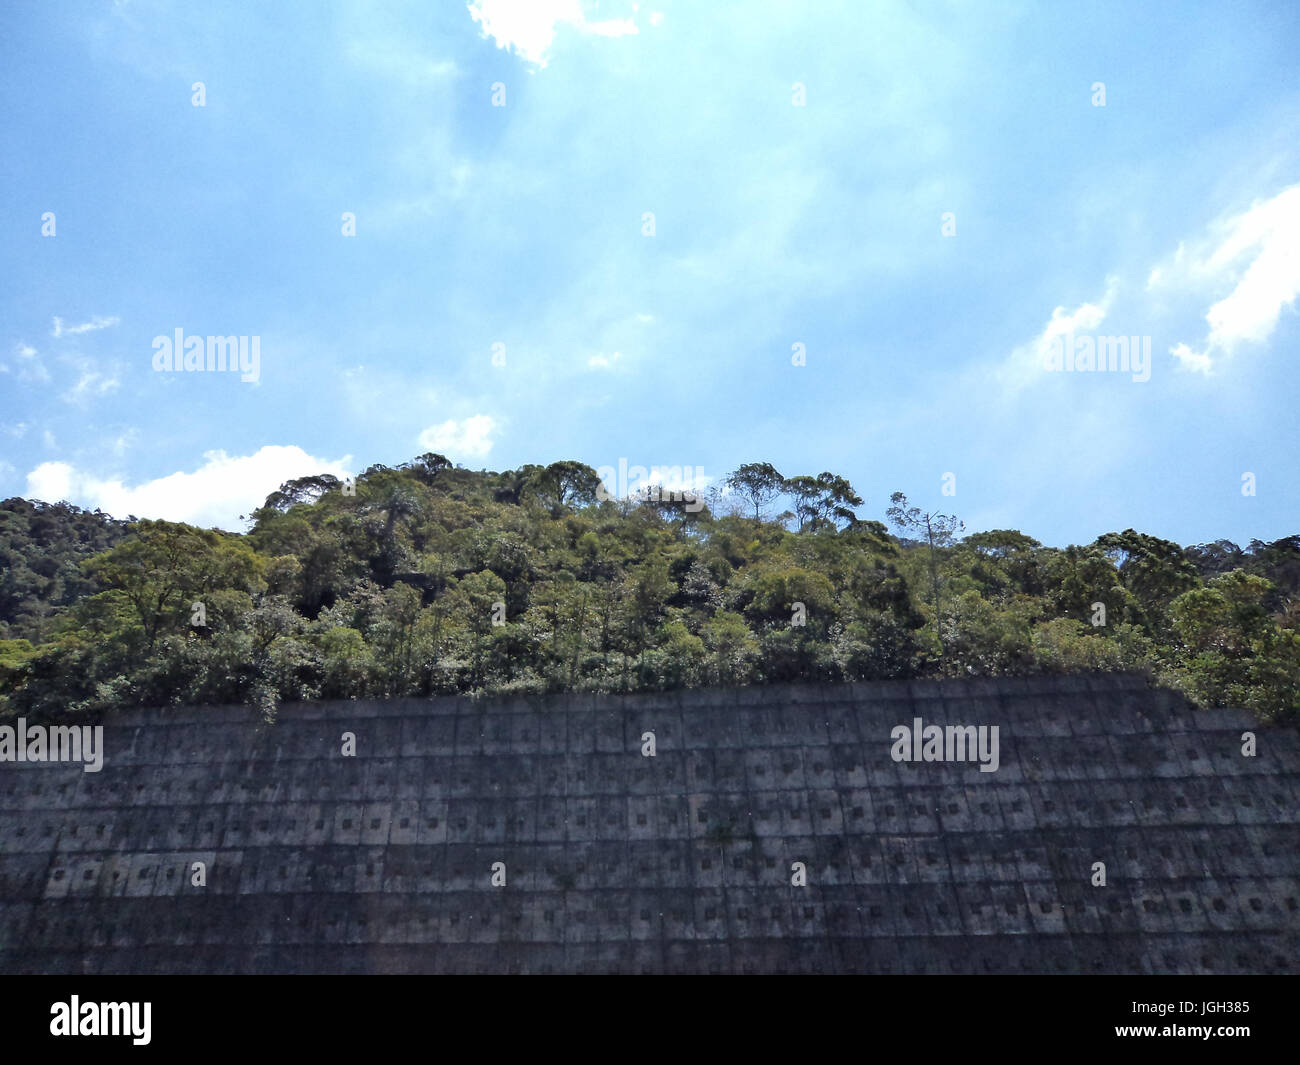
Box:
1;455;1296;724
0;498;131;647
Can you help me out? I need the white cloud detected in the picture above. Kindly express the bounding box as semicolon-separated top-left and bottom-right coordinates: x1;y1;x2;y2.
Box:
1157;184;1300;372
51;314;120;338
587;350;622;368
467;0;640;67
1037;296;1111;351
996;282;1116;390
1169;342;1212;375
3;422;30;439
642;465;711;494
41;430;56;450
62;365;121;405
25;464;75;503
6;341;50;383
417;414;498;459
24;445;353;530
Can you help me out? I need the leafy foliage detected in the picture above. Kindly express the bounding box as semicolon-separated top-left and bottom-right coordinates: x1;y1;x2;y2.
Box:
2;458;1296;725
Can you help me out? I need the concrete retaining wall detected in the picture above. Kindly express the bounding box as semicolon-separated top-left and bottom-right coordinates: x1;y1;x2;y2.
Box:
0;673;1296;973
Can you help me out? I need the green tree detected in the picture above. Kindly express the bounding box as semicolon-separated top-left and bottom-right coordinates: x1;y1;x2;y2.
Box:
83;520;263;649
704;611;759;686
526;461;602;516
725;462;785;521
886;492;964;650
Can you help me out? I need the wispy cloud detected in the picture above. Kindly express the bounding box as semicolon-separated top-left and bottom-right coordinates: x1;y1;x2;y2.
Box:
51;314;120;339
340;362;440;425
3;342;50;383
110;427;140;457
62;364;122;405
995;281;1117;392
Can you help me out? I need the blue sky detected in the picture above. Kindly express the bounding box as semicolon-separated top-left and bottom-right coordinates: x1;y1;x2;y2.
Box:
1;0;1297;547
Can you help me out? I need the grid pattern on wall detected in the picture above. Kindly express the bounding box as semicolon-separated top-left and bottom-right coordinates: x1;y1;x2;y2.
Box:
0;673;1297;974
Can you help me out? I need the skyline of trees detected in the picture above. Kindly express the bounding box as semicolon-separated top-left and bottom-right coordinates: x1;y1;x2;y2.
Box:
0;458;1297;726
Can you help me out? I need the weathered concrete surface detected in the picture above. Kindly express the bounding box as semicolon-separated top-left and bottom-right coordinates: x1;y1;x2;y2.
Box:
1;673;1296;974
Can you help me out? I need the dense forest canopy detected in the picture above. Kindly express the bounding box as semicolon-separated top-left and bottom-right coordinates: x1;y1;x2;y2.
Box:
1;457;1296;724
